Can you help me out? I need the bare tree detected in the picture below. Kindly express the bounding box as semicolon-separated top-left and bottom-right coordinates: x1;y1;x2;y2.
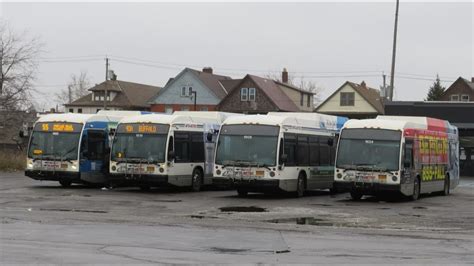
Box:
55;71;91;108
0;22;42;111
265;72;324;105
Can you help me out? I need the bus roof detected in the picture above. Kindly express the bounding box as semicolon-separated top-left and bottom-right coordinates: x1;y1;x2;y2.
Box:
118;112;238;125
223;113;345;131
343;115;457;134
267;112;348;130
36;111;149;125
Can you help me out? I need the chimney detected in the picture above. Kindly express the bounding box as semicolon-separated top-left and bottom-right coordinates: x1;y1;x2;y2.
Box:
202;67;213;74
282;68;288;83
360;80;367;88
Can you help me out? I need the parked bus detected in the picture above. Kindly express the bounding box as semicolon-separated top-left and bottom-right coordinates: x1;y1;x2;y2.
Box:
212;113;348;197
108;111;237;191
334;116;459;200
25;111;147;187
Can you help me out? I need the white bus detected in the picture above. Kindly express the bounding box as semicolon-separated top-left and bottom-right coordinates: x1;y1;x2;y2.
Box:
108;111;238;191
25;111;147;187
213;113;348;197
334;116;459;200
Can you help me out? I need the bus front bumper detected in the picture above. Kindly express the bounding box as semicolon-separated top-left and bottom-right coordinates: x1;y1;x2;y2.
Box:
108;173;168;187
335;181;401;194
25;170;81;183
213;177;281;192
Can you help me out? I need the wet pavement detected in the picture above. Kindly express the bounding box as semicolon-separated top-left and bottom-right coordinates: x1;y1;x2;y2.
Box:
1;172;473;264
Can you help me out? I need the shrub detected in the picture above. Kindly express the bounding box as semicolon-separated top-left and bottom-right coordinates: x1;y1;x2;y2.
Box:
0;150;26;172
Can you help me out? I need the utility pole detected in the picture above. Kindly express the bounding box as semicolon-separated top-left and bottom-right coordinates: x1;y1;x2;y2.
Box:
389;0;400;101
104;57;109;110
383;72;387;97
67;85;72;104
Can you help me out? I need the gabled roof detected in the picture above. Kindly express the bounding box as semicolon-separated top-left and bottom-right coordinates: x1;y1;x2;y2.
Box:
275;80;314;94
66;80;161;108
246;75;300;111
316;81;384;113
220;79;243;94
446;77;474;92
187;68;232;100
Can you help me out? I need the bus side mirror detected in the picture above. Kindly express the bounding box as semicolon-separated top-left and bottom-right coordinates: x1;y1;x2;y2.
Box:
280;154;288;164
327;138;334;146
168;150;175;161
206;132;213;142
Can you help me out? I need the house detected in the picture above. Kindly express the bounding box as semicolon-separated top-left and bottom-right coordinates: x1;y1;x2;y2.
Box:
0;109;37;151
217;69;314;114
149;67;232;113
315;81;384;119
440;77;474;102
65;80;161;114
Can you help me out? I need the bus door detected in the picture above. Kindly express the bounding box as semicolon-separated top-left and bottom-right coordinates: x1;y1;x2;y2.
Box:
402;140;414;186
80;128;108;182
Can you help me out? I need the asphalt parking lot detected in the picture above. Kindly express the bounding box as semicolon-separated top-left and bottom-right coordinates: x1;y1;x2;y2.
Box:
1;172;473;264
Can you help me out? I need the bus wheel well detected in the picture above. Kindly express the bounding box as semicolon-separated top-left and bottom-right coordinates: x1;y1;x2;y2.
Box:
193;166;204;175
298;171;307;189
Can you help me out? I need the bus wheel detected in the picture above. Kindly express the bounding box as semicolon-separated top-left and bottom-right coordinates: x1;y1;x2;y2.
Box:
59;180;71;188
296;174;306;198
410;177;420;201
191;169;203;192
237;189;248;197
350;191;362;201
442;176;450;196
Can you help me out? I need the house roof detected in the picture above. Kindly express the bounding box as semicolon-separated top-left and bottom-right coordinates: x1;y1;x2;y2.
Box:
220;79;243;94
187;68;232;100
461;77;474;90
66;80;161;108
247;75;300;111
316;81;384;113
275;80;314;94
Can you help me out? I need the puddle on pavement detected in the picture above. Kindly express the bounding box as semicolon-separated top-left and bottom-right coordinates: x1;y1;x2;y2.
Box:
190;215;218;219
219;206;266;212
39;208;108;213
210;247;251;253
154;199;182;203
268;217;334;226
413;206;427;209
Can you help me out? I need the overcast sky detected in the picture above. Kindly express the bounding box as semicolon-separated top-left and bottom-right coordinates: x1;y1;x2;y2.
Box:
1;2;473;111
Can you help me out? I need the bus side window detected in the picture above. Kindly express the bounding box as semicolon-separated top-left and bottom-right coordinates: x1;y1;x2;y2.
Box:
278;138;284;165
329;137;337;166
283;134;296;166
190;133;204;162
319;136;330;166
404;140;413;168
168;136;174;153
309;136;319;166
297;135;309;166
174;132;190;162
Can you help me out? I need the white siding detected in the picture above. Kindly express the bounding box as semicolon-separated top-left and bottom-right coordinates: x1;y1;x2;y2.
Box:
317;84;377;113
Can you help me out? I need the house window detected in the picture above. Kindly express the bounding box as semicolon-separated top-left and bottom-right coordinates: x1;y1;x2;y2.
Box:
450;95;459;101
248;88;256;101
188;87;193;96
241;88;248;101
307;94;311;107
165;106;173;114
340;92;355;106
461;95;470;102
68;108;74;113
78;108;82;113
181;87;187;97
300;93;304;106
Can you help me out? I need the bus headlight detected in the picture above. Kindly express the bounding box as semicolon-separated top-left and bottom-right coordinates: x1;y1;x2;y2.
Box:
392;176;398;182
159;167;164;173
269;171;275;177
27;163;33;169
111;166;117;171
71;165;77;170
337;173;342;179
216;169;221;175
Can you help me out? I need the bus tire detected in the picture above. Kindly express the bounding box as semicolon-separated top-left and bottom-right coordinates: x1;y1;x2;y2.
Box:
410;177;421;201
59;180;71;188
295;173;306;198
191;168;203;192
350;190;362;201
237;189;248;197
442;175;450;196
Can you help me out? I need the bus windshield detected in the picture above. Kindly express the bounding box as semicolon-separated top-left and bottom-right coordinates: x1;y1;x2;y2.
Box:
336;128;402;171
111;123;170;163
216;125;279;167
28;131;81;161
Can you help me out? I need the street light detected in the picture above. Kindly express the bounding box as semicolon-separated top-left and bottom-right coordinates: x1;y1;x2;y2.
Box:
189;89;197;111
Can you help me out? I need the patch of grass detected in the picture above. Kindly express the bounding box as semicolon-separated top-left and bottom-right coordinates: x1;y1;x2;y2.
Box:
0;150;26;172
